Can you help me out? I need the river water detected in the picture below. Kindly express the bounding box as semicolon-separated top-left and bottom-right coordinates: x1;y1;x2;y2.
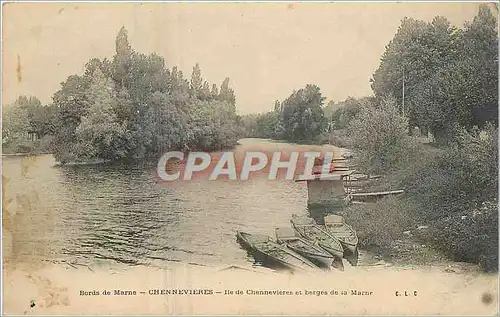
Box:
3;138;350;270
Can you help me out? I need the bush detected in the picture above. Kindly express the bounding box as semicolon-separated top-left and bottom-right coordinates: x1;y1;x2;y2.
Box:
329;129;350;148
400;124;498;271
403;124;498;220
431;200;498;272
343;196;416;252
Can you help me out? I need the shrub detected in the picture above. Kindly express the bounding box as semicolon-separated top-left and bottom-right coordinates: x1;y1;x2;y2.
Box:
403;124;498;221
343;196;416;252
329;129;350;148
401;124;498;271
434;200;498;272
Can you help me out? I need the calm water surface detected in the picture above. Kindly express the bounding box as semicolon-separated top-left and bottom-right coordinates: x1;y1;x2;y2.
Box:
3;139;345;270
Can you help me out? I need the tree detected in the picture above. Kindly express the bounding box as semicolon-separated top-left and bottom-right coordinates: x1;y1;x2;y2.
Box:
219;77;236;105
113;26;134;89
407;4;498;143
169;66;190;107
276;84;327;142
185;99;240;151
190;63;203;99
50;74;92;162
48;27;242;163
328;96;370;130
142;91;188;154
2;97;32;147
323;100;340;119
348;96;413;174
371;16;457;129
372;5;498;143
400;124;498;270
75;68;129;161
201;81;211;101
211;84;219;99
456;4;498;128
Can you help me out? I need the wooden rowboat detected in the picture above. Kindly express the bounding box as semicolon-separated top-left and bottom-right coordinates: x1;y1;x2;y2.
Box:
236;231;318;273
290;216;344;270
324;215;359;266
275;227;335;269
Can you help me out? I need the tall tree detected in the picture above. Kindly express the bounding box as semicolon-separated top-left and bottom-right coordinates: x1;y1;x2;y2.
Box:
457;4;498;128
219;77;236;105
210;84;219;99
142;91;188;154
371;16;456;128
2;96;32;146
201;81;211;101
277;84;327;142
51;74;92;162
408;4;498;142
113;26;134;89
190;63;203;99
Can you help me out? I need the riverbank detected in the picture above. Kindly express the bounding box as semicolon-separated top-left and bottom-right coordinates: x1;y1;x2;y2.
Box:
330;126;498;272
3;262;497;315
341;195;449;267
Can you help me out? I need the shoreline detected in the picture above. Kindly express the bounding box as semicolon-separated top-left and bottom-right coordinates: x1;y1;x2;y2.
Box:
2;152;52;157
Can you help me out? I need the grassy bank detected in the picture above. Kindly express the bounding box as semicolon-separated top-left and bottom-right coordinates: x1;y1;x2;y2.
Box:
342;196;449;266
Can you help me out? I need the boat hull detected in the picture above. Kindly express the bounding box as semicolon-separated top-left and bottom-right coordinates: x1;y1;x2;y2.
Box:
319;242;344;260
287;245;334;268
291;224;344;261
275;228;335;269
343;246;359;266
236;231;318;273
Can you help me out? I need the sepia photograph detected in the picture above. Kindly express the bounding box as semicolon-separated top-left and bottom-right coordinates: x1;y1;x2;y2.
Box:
2;1;499;315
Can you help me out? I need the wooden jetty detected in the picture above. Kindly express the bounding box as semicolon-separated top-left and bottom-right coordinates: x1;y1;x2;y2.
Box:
351;190;404;202
295;156;403;205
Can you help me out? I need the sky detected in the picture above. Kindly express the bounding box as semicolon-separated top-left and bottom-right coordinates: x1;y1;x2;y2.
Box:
2;2;489;114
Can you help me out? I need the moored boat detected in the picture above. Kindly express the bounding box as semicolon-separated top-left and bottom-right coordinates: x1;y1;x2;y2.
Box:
236;231;318;273
324;215;359;266
275;227;335;268
290;216;344;264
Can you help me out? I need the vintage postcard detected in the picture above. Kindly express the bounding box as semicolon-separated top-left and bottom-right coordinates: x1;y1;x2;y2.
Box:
2;1;499;315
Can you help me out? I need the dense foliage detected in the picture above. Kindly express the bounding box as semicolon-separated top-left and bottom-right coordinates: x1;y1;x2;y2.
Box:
402;125;498;270
3;27;241;163
371;5;498;143
241;85;328;143
327;97;374;131
2;96;55;153
347;96;415;174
